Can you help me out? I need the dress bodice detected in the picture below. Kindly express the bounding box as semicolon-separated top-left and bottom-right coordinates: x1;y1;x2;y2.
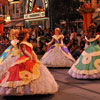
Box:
54;38;61;44
11;39;19;49
89;40;98;45
52;35;63;44
10;39;20;56
20;42;33;56
85;35;99;46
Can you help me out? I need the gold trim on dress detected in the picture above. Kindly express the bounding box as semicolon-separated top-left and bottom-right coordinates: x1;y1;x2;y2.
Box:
20;42;33;49
52;35;64;43
85;35;100;42
0;60;41;88
71;65;100;75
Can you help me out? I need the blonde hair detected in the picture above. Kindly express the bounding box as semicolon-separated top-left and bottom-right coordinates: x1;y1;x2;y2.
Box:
9;29;20;40
9;29;15;40
55;28;62;35
15;29;20;35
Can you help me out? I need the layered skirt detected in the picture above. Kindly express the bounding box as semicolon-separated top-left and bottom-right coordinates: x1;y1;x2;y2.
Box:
68;44;100;79
41;44;75;67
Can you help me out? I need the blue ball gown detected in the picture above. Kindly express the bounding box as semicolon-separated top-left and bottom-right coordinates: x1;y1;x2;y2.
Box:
0;39;22;78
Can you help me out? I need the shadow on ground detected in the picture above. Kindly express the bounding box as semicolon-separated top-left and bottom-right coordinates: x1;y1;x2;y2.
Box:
3;94;54;100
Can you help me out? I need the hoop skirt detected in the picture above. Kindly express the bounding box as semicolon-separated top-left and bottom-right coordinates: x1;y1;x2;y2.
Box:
68;35;100;79
0;42;58;95
0;40;21;79
41;35;75;67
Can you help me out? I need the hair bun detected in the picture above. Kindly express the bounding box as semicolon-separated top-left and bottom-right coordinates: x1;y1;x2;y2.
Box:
18;29;29;42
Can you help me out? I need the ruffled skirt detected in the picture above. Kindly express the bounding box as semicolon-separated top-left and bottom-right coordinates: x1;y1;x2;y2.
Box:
0;64;58;95
41;46;75;67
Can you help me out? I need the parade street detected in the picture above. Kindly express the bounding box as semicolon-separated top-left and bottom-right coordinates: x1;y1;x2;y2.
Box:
1;68;100;100
0;0;100;99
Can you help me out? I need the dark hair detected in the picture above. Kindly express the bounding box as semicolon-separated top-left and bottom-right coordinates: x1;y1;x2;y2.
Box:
18;29;29;43
96;24;100;32
86;24;96;39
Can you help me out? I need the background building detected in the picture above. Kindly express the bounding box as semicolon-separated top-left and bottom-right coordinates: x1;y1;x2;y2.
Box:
4;0;25;29
24;0;49;29
2;0;100;29
4;0;49;29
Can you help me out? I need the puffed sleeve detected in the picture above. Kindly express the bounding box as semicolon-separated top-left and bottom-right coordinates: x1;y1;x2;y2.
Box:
11;40;15;46
61;35;64;39
52;35;55;39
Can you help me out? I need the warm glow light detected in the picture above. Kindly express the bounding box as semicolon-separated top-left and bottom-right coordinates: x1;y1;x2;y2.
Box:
8;0;13;2
5;16;11;22
26;17;49;21
10;1;19;4
80;0;84;2
24;11;45;19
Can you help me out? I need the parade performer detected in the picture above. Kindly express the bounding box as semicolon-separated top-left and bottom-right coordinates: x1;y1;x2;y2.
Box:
0;29;58;95
41;28;75;67
68;24;100;79
0;29;21;78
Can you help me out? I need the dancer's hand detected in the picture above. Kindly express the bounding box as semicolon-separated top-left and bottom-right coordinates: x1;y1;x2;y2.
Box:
32;55;38;60
29;56;32;62
46;43;49;45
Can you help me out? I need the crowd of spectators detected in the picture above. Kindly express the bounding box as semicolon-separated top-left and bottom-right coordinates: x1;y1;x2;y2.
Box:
26;25;86;60
0;30;10;54
0;24;86;60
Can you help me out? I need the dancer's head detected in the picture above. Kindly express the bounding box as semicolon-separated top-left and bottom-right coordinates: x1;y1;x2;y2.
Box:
18;29;29;42
15;29;20;38
86;23;97;39
9;29;20;40
9;29;16;40
55;28;62;35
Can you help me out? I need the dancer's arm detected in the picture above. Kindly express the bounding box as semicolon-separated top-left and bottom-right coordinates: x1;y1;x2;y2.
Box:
46;38;54;46
21;44;32;61
32;50;38;60
61;35;64;45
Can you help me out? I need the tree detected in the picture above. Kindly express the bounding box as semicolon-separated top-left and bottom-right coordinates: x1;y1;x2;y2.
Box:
49;0;82;28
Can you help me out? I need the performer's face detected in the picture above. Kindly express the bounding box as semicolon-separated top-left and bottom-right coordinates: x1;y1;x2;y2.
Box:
55;28;60;35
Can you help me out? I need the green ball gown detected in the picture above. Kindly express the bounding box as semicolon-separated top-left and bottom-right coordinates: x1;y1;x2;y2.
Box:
68;35;100;79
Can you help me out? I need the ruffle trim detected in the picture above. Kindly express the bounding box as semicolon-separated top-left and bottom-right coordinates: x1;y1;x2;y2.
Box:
85;35;100;42
20;42;33;49
68;69;100;79
70;65;100;75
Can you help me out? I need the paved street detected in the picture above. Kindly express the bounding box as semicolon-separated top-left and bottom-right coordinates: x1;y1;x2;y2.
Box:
0;0;100;100
0;68;100;100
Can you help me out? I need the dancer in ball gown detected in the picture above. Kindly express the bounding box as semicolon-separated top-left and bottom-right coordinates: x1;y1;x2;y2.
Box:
68;24;100;79
41;28;75;67
0;29;22;78
0;29;58;95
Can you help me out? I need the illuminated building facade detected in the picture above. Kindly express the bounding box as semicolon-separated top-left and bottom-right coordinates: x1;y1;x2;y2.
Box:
4;0;49;29
24;0;49;29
